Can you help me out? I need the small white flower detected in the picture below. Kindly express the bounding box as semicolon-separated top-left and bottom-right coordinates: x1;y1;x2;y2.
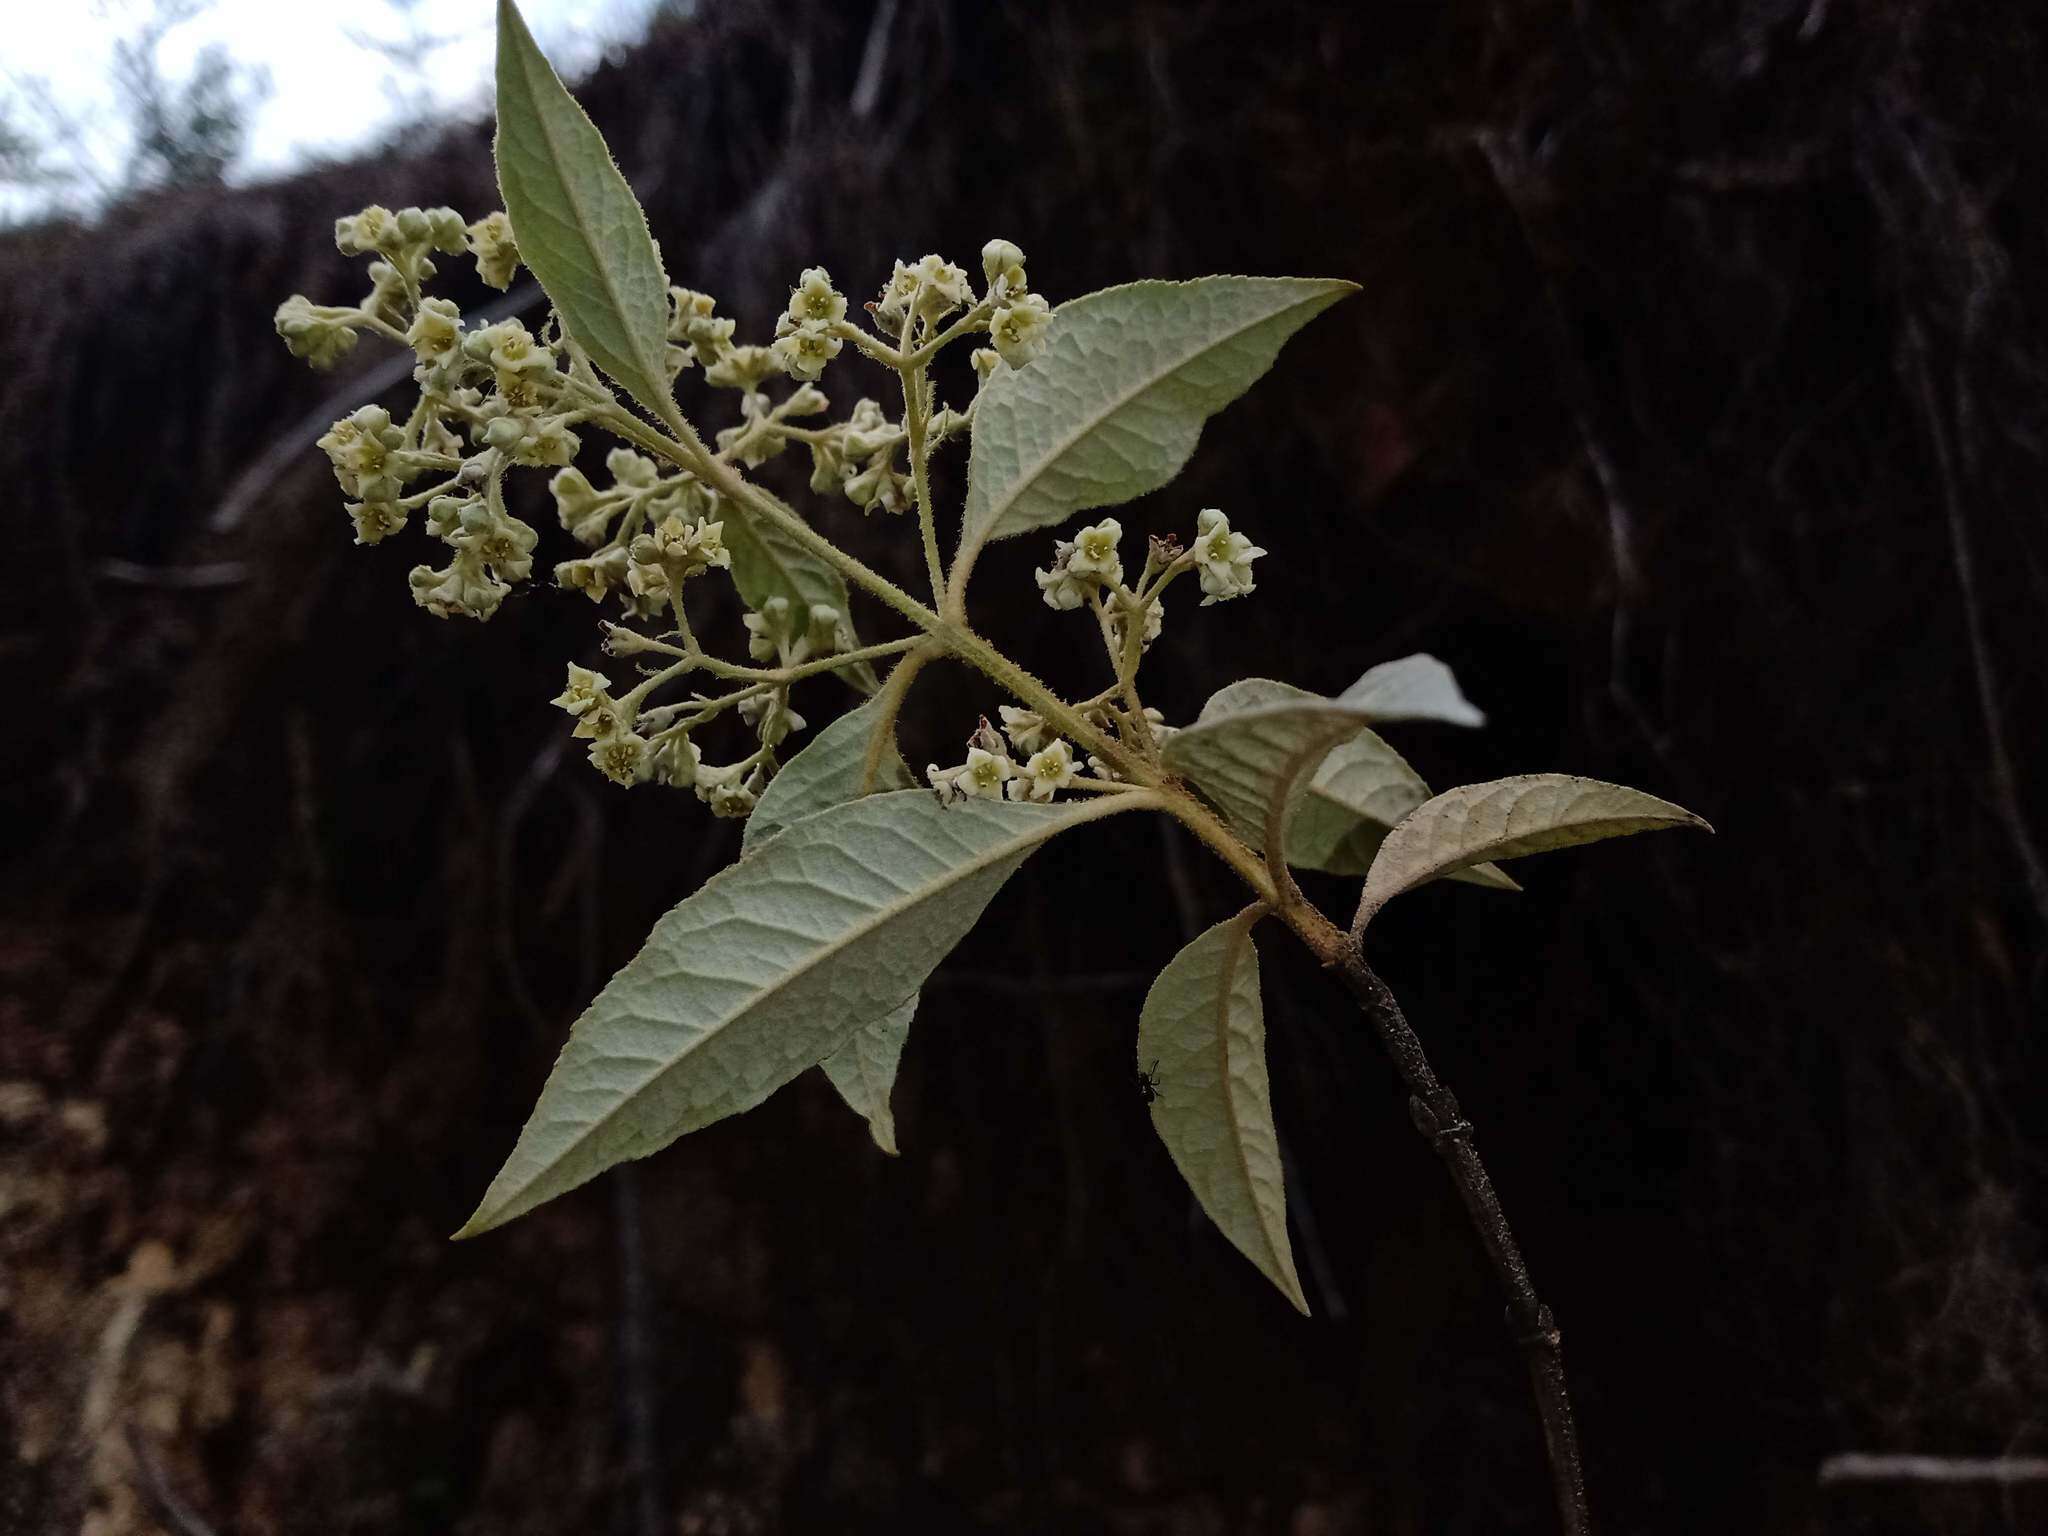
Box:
785;266;847;328
772;321;842;382
990;293;1052;369
404;296;462;368
739;692;805;747
998;705;1053;755
1067;519;1123;586
874;260;923;329
1034;542;1088;611
588;729;652;786
650;735;702;789
959;746;1013;798
1006;740;1076;802
698;772;757;818
911;253;972;321
926;761;968;805
1192;507;1266;605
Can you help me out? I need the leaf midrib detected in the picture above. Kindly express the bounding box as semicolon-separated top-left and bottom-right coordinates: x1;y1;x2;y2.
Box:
504;12;662;401
486;796;1120;1213
1208;915;1290;1282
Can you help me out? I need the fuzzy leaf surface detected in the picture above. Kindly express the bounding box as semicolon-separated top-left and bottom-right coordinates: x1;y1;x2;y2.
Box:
1137;911;1306;1314
1287;731;1520;889
1336;654;1485;728
1164;659;1481;855
494;0;675;423
960;277;1355;560
1356;774;1713;928
745;696;914;853
458;792;1124;1235
819;994;915;1156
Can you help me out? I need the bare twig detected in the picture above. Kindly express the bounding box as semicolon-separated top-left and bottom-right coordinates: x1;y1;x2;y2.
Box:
1329;943;1591;1536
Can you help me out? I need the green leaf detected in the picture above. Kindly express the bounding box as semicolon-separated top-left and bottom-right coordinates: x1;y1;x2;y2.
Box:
458;792;1129;1236
1162;659;1481;856
1355;774;1714;929
819;994;914;1156
715;500;868;685
744;696;914;853
494;0;675;425
1137;910;1306;1314
958;277;1356;564
1286;731;1521;890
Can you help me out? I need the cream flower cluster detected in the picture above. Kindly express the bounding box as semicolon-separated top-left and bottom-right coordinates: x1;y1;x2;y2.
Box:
927;714;1082;805
279;212;1067;808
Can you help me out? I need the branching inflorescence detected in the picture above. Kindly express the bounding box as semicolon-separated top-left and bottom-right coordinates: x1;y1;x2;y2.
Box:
273;6;1715;1531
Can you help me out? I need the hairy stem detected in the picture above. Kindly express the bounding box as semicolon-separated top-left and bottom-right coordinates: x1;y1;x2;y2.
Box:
593;400;1146;781
900;359;947;600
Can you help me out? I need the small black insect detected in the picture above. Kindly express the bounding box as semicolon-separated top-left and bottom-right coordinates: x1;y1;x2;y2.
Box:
1135;1059;1164;1105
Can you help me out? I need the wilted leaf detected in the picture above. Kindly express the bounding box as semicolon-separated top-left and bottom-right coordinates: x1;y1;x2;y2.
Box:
458;792;1132;1236
819;994;914;1156
1286;731;1520;889
1355;774;1713;929
494;0;675;424
745;696;914;853
958;277;1355;564
1137;909;1306;1314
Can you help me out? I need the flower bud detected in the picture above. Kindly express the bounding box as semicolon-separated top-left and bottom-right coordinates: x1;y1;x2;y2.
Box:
980;238;1027;298
274;295;359;371
466;211;519;290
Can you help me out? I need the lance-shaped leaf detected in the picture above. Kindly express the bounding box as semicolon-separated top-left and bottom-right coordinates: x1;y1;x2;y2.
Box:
744;696;914;853
458;791;1132;1236
1287;731;1520;889
494;0;676;425
958;277;1356;565
819;994;915;1156
1163;659;1482;855
1354;774;1713;930
1137;910;1306;1314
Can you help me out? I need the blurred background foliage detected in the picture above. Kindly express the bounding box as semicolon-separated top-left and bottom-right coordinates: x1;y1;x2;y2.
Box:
2;1;2045;1532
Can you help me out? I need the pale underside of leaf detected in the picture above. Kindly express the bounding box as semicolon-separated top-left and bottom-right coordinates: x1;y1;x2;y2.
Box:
1337;654;1485;729
1164;699;1376;856
1356;774;1714;929
744;695;915;853
458;792;1125;1236
1286;731;1520;889
494;0;675;425
818;994;915;1156
1163;662;1483;857
959;277;1356;563
1138;911;1306;1314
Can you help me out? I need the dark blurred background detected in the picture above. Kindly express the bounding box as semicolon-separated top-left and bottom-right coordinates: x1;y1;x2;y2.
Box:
4;1;2047;1532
